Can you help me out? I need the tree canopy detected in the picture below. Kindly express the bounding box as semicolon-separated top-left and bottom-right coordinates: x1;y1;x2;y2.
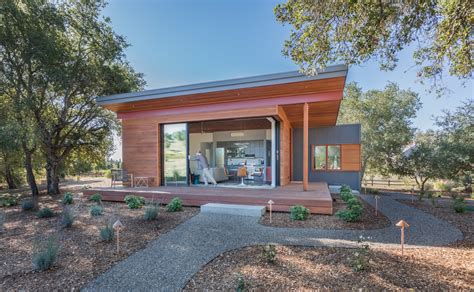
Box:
0;0;144;200
338;82;421;178
275;0;472;89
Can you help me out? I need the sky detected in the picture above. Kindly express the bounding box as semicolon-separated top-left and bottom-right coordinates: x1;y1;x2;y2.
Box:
103;0;472;160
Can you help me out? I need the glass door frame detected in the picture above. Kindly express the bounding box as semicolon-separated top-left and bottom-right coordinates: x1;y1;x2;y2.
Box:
160;123;190;186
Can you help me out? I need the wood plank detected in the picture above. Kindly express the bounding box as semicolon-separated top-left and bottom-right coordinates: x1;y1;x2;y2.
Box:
341;144;361;171
303;103;309;191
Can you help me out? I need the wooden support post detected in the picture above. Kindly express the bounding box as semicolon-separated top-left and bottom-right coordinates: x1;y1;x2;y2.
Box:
303;103;309;191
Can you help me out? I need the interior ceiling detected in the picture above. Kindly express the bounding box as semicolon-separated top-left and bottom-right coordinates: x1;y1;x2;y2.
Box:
189;118;271;133
281;100;341;128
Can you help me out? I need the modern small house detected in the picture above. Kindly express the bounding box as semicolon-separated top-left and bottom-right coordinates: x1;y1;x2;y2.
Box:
85;65;361;214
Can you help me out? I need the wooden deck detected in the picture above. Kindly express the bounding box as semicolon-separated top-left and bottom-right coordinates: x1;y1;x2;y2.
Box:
83;182;333;215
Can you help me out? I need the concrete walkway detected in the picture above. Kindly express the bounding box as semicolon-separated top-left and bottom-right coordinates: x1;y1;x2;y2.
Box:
83;193;463;291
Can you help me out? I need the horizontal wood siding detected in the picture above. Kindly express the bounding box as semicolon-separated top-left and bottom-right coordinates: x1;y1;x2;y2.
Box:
280;119;291;186
122;119;159;186
341;144;361;171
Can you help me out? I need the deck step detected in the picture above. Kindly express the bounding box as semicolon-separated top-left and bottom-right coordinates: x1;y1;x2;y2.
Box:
200;203;266;217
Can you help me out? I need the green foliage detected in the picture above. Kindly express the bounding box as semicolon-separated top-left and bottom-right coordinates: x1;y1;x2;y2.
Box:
144;205;158;221
166;197;183;212
262;244;277;264
235;273;247;292
453;197;466;213
124;195;146;209
340;185;351;193
60;207;75;228
62;192;74;205
99;224;114;242
338;83;420;179
275;1;472;90
350;236;371;271
32;236;60;271
0;195;18;207
346;197;362;209
89;194;102;203
21;200;35;211
90;205;104;216
340;190;353;203
37;208;55;218
336;193;364;222
290;205;309;221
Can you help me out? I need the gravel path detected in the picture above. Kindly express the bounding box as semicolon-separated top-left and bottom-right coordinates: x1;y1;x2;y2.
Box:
83;193;463;291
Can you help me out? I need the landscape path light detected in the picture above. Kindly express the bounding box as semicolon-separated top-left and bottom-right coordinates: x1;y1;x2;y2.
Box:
267;200;274;223
395;220;410;256
374;195;380;216
113;220;124;254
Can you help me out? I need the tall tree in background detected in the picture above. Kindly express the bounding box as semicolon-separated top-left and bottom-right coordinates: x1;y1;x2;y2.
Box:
338;82;421;179
275;0;472;90
435;99;473;191
0;0;145;196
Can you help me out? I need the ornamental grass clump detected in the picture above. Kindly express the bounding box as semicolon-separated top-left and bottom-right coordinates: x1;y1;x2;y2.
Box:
21;200;35;211
124;195;146;209
90;205;104;216
166;197;183;212
62;192;74;205
290;205;309;221
60;206;75;228
99;224;114;242
144;205;158;221
37;207;55;218
32;236;60;271
89;194;102;203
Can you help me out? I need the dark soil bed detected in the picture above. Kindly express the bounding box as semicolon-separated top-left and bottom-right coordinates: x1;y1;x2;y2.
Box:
259;194;391;230
184;245;473;291
0;192;198;290
397;197;474;248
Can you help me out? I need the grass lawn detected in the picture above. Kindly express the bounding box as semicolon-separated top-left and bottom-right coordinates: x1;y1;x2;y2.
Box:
0;192;198;290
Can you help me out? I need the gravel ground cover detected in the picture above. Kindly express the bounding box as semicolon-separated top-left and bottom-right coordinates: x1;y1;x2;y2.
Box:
185;244;473;291
260;194;391;230
0;192;198;290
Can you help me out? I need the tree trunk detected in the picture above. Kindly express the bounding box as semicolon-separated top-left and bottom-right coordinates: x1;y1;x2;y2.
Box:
23;144;39;209
46;161;61;195
4;163;18;189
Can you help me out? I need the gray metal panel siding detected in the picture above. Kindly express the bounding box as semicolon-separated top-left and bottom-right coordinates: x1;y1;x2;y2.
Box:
292;125;361;190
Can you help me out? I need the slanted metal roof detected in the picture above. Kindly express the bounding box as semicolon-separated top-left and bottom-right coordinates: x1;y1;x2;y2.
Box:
97;64;348;105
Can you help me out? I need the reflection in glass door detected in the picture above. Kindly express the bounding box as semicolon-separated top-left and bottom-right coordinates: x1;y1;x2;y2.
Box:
163;123;188;186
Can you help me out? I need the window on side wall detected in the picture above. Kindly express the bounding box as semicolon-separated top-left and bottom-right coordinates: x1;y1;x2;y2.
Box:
312;145;341;171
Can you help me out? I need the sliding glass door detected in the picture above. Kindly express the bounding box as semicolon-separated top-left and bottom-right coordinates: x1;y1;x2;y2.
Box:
163;123;188;186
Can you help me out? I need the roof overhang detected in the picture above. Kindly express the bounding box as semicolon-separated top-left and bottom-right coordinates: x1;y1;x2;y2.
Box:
98;64;348;114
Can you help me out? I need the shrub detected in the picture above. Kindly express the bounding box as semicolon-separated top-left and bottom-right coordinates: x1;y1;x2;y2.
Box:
290;205;309;221
99;224;114;242
346;197;362;209
89;193;102;203
32;236;60;271
124;195;146;209
62;192;74;205
166;197;183;212
350;236;370;271
37;208;55;218
21;200;35;211
0;196;18;207
340;190;354;202
453;197;466;213
0;211;5;233
144;205;158;221
336;204;363;222
340;184;351;193
90;205;104;216
235;273;247;292
262;244;277;263
60;207;75;228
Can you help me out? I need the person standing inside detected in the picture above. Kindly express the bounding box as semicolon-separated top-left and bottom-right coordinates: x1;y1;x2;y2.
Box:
190;150;217;186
